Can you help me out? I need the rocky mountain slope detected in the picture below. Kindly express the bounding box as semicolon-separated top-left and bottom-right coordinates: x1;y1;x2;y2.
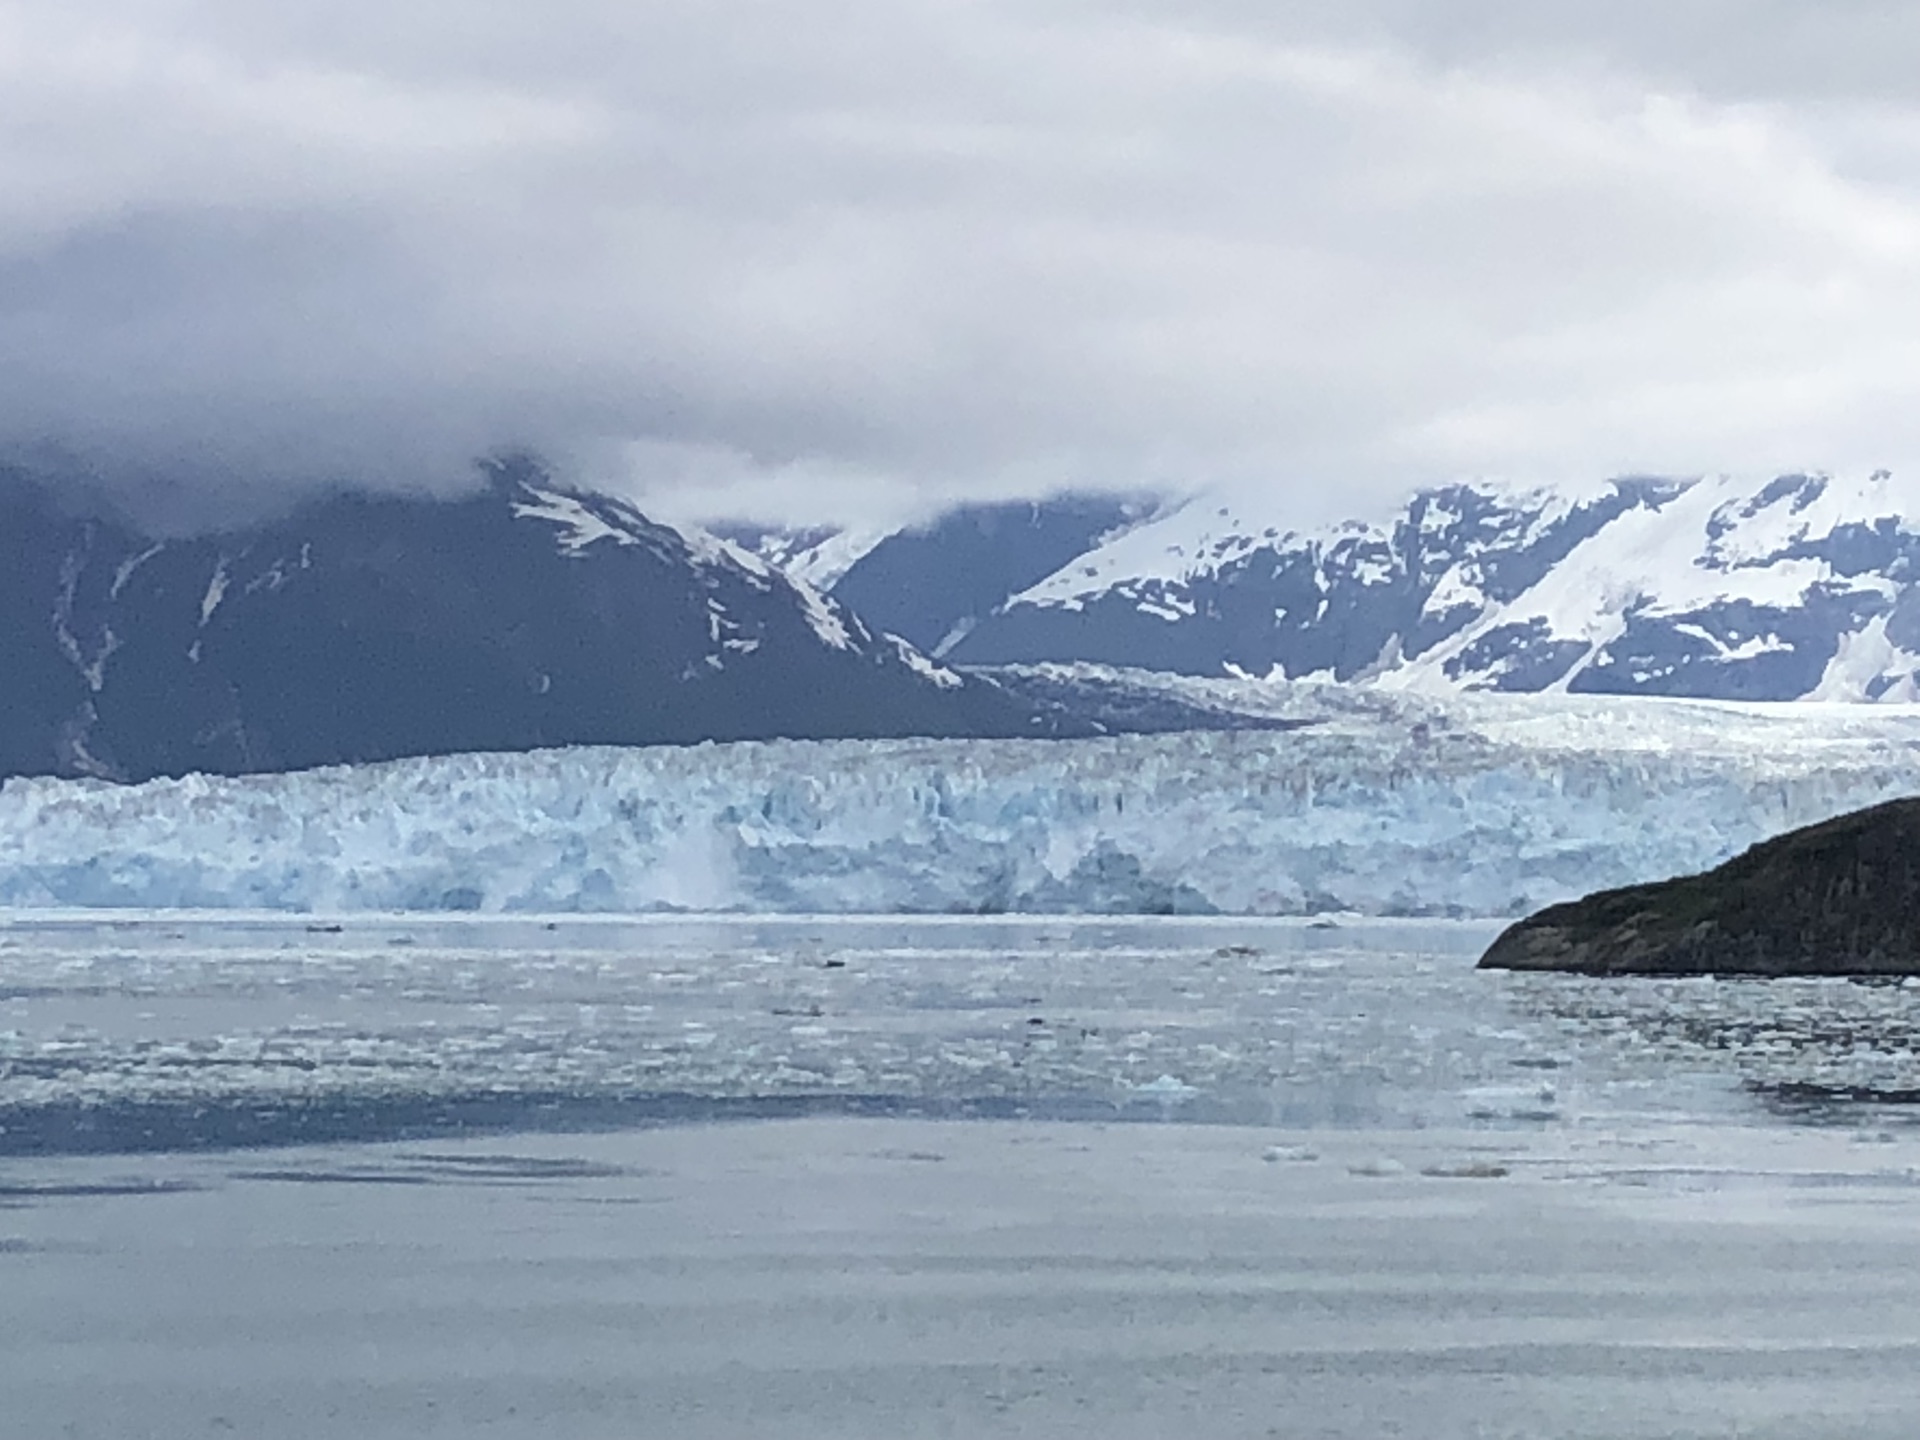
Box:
725;495;1152;657
0;460;1078;783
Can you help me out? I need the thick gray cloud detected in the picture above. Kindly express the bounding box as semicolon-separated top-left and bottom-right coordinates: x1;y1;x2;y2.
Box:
6;1;1920;525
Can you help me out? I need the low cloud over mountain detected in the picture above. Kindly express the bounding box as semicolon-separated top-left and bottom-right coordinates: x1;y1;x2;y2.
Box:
10;4;1920;525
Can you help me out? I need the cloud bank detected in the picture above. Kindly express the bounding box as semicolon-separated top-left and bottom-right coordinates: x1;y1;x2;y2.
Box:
6;1;1920;524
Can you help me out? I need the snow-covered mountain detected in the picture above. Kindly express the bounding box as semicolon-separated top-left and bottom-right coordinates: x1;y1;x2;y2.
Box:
946;479;1658;679
874;471;1920;702
1381;471;1920;701
726;495;1154;656
707;521;892;593
0;459;1085;783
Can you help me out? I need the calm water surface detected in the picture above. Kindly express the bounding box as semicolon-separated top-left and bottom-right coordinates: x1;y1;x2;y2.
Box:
8;915;1920;1438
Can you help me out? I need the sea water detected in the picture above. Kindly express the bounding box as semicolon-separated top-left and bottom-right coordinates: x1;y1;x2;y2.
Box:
6;915;1920;1438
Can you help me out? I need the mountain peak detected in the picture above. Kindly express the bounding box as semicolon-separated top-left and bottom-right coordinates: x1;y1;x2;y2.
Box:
0;470;1067;783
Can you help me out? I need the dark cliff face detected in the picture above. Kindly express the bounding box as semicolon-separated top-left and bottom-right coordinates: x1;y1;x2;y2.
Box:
0;462;1074;783
0;476;100;778
1480;797;1920;976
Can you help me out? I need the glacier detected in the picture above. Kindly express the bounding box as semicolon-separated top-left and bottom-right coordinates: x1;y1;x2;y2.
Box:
3;680;1918;916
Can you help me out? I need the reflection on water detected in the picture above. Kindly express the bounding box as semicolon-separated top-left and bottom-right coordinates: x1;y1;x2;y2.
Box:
1507;970;1920;1116
6;913;1920;1153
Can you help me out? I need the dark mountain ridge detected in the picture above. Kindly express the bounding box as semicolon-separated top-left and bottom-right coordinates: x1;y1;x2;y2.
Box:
829;495;1154;656
0;460;1086;783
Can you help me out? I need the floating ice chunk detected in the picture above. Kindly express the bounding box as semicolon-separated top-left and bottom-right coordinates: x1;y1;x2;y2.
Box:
1134;1074;1196;1097
1464;1084;1562;1122
1261;1144;1319;1163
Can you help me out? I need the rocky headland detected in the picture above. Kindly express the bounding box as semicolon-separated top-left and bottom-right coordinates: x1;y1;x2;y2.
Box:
1480;797;1920;976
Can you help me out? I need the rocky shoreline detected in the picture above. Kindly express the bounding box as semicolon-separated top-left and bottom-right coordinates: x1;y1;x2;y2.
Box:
1480;797;1920;976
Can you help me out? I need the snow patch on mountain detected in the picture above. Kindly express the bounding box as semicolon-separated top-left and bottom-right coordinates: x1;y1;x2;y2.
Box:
510;486;640;555
889;636;965;689
722;524;893;591
198;560;230;626
1809;614;1920;703
509;479;883;659
1011;498;1286;609
1007;480;1614;615
793;579;856;652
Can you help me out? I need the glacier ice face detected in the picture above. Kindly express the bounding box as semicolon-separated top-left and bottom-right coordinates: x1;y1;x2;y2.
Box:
3;682;1918;916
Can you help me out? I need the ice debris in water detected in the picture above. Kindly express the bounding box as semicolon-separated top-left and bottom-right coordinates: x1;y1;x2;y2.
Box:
9;915;1920;1142
4;686;1920;915
1134;1074;1197;1097
0;916;1529;1129
1262;1144;1319;1163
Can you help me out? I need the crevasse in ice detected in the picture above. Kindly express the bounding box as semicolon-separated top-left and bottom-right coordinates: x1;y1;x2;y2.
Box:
2;687;1918;915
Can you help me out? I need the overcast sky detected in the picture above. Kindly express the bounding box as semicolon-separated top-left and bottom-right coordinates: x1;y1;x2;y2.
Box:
8;1;1920;526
